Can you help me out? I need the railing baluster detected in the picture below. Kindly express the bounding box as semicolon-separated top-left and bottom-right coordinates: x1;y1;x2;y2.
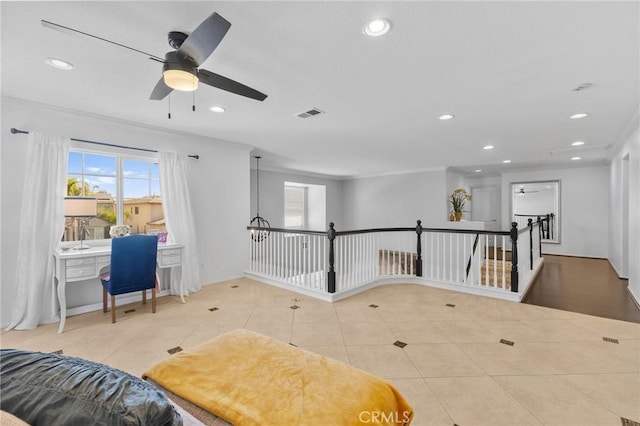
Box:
430;232;434;279
436;233;440;280
450;233;454;282
528;218;533;270
501;236;506;289
484;236;489;287
456;233;460;283
493;234;498;288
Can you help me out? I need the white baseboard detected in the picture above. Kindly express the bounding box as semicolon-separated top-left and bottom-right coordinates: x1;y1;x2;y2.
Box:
627;286;640;309
64;276;246;318
244;272;525;303
607;258;629;280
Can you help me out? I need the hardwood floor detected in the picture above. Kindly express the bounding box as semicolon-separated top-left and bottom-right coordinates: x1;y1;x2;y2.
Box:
524;255;640;323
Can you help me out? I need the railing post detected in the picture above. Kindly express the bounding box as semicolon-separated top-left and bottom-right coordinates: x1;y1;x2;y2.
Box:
327;222;336;293
549;212;555;240
510;222;519;293
528;218;533;270
545;214;551;239
415;220;423;277
537;216;543;255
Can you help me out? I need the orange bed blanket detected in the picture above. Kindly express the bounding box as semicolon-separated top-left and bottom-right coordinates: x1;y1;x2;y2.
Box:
143;329;413;425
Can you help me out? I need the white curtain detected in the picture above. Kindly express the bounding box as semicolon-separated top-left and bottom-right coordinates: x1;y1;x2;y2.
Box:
158;151;201;296
8;132;69;330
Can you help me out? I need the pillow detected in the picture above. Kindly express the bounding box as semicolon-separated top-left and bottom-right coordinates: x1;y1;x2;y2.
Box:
0;349;181;426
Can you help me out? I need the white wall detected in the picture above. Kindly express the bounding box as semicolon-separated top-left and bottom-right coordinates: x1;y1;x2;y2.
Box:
249;168;342;231
341;169;447;230
501;165;610;258
608;115;639;302
1;97;251;327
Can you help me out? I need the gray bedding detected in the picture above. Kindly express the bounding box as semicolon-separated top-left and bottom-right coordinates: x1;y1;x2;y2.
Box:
0;349;182;425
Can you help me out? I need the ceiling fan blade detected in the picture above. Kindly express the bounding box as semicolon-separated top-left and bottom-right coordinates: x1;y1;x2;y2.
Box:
177;12;231;67
198;69;267;101
149;78;173;100
41;20;165;62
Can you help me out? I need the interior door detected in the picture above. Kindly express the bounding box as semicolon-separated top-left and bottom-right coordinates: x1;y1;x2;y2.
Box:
471;185;499;231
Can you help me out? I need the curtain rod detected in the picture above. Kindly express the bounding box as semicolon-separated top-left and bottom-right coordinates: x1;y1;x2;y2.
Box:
10;128;199;159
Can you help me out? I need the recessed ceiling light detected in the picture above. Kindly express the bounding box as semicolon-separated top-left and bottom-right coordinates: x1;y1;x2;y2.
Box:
209;106;226;113
475;169;482;173
439;114;454;120
571;156;582;161
483;145;494;150
570;113;588;119
363;18;392;37
45;57;74;70
502;160;511;163
571;141;585;146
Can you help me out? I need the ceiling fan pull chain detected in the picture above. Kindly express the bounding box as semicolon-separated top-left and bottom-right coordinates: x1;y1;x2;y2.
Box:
168;94;172;119
192;82;196;112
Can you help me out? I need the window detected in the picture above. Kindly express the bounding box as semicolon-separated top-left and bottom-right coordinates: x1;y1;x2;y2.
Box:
64;150;163;242
284;182;327;231
284;185;306;229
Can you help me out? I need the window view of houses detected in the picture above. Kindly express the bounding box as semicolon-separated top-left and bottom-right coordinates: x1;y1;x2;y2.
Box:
63;151;164;242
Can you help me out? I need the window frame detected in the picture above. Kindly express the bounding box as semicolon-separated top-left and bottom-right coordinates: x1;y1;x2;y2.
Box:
63;146;161;245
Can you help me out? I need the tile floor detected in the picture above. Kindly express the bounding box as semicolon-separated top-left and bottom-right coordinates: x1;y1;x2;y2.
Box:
1;278;639;426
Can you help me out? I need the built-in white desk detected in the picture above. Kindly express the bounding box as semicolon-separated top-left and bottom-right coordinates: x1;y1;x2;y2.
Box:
53;242;183;333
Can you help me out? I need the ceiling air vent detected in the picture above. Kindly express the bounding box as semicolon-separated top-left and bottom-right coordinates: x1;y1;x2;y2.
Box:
296;108;324;119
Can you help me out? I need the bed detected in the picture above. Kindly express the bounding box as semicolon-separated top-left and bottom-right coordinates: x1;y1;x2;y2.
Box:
1;330;413;425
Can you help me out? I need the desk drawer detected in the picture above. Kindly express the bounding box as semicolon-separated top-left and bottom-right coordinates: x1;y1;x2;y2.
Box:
66;258;96;267
160;248;181;257
66;265;97;280
159;255;181;268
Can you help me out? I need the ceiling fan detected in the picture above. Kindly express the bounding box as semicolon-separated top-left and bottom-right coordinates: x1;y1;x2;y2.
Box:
41;12;267;102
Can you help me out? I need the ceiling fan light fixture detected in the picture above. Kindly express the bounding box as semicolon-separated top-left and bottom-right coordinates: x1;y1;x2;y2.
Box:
163;69;199;91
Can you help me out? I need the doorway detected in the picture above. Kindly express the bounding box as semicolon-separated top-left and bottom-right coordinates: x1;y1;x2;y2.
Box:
471;185;500;231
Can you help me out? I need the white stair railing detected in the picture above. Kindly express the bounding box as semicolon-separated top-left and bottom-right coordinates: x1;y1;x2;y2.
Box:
247;220;543;301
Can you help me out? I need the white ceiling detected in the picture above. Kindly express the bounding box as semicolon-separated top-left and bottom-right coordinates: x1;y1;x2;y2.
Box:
2;1;638;178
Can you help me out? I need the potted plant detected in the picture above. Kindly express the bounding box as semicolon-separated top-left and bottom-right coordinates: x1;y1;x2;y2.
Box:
449;188;471;221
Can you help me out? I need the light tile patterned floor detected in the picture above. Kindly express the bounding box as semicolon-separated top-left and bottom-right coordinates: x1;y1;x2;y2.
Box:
1;278;639;426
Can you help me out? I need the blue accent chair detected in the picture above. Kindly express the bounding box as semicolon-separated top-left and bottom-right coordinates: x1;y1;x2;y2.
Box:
100;235;158;323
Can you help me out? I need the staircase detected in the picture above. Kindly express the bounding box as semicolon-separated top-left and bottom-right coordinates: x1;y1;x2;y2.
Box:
479;247;512;289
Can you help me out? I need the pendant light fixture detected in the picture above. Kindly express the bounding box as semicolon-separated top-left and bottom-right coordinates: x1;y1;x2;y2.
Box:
250;155;270;241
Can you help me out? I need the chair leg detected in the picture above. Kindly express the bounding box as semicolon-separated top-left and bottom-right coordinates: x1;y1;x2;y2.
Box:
111;295;116;323
142;289;146;305
103;287;108;313
152;289;156;313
